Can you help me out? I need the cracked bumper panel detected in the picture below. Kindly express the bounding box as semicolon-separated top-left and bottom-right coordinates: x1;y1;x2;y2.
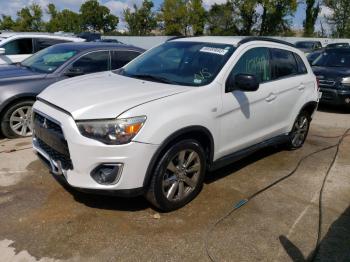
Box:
32;100;159;190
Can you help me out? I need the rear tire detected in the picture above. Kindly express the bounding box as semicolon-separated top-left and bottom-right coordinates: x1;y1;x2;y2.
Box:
146;139;206;211
286;110;311;150
0;100;34;139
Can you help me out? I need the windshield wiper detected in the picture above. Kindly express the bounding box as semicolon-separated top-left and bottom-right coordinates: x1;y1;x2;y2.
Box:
129;74;177;84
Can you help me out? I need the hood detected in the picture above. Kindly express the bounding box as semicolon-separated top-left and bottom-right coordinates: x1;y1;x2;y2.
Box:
0;64;46;82
38;71;192;120
312;66;350;80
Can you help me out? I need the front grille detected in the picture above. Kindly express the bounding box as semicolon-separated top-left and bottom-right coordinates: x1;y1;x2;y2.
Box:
33;112;73;170
320;90;335;101
36;137;73;170
319;80;336;88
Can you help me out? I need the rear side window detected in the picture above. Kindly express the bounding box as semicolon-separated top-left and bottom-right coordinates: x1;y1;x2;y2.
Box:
3;38;33;55
34;38;70;52
70;51;110;74
271;49;298;79
111;51;141;69
229;47;271;83
294;54;308;74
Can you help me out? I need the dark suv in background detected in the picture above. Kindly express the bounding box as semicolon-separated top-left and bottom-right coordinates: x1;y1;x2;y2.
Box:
311;47;350;108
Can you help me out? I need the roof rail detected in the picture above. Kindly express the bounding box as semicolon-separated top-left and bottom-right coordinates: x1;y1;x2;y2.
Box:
238;37;295;48
166;36;190;42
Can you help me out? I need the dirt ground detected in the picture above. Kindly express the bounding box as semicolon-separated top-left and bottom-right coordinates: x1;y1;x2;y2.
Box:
0;105;349;262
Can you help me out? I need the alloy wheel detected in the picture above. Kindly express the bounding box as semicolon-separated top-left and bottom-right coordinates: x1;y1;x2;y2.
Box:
162;149;201;202
291;115;309;148
9;106;33;137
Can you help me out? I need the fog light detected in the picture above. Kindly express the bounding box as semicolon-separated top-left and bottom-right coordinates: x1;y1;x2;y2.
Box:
90;164;123;185
345;98;350;104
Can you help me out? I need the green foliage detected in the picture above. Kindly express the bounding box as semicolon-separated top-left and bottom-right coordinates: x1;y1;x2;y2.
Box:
159;0;188;35
324;0;350;38
14;3;44;31
46;4;82;33
207;2;238;35
124;0;157;35
80;0;119;33
303;0;320;37
188;0;206;35
259;0;297;36
0;15;15;30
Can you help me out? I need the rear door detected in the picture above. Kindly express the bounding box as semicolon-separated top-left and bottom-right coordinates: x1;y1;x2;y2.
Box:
219;47;280;157
1;38;33;63
269;48;309;133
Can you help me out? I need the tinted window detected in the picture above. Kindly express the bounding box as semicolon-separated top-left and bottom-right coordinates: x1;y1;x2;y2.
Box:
111;51;141;69
3;38;33;55
122;41;235;86
229;47;271;83
70;51;109;74
294;54;307;74
34;38;70;52
312;50;350;67
271;49;298;79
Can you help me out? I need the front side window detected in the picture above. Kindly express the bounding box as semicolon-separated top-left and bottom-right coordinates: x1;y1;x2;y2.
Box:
69;51;110;74
34;38;70;52
21;45;78;73
271;48;298;79
111;50;141;70
3;38;33;55
229;47;271;83
121;41;235;86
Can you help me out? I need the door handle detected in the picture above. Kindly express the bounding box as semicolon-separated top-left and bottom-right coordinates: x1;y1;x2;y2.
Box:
298;84;305;91
265;93;277;102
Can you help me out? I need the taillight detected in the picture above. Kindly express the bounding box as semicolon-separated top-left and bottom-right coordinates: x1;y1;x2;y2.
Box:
316;78;320;91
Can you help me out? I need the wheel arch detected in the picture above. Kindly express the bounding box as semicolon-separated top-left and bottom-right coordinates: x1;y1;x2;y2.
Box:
142;125;215;188
300;101;318;119
0;94;37;120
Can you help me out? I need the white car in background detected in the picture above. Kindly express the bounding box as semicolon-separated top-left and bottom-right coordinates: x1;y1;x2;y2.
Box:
0;32;85;65
33;36;320;211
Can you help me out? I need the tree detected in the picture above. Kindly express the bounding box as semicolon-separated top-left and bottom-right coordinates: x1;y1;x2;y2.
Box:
324;0;350;38
259;0;297;36
80;0;119;33
0;15;15;30
159;0;188;35
14;3;44;31
188;0;206;35
206;2;238;35
124;0;157;35
303;0;320;36
46;3;82;33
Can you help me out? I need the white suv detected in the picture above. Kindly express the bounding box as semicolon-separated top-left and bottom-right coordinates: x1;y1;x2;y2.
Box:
32;37;319;211
0;32;84;65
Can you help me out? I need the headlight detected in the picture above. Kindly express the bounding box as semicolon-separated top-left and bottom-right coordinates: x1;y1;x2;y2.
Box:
341;77;350;86
76;116;146;145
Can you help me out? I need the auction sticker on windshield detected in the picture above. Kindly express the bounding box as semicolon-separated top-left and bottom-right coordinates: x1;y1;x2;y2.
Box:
200;47;229;56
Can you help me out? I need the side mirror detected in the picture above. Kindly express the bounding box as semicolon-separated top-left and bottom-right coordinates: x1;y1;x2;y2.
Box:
64;67;84;77
0;48;5;55
226;74;259;92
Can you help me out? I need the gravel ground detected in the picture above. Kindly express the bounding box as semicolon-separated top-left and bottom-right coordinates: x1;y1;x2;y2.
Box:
0;106;349;262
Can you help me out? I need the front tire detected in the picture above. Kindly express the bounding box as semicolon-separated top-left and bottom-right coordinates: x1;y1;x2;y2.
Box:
1;100;34;139
146;139;206;211
286;110;311;150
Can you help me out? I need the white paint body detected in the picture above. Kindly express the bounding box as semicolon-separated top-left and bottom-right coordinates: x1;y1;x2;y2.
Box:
0;33;85;65
33;37;319;191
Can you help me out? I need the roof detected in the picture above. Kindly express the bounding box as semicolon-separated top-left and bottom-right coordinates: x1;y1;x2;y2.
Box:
0;32;84;41
52;42;145;52
172;36;296;49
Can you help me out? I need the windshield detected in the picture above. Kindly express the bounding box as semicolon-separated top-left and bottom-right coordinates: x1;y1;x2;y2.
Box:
120;41;235;86
312;50;350;67
21;45;78;73
296;42;314;49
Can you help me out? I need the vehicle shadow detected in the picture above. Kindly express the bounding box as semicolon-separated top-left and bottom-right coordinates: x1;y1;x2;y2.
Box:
52;175;151;212
205;145;282;184
279;205;350;261
317;104;350;114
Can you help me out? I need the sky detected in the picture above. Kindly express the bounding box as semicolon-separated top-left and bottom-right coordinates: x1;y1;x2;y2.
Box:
0;0;332;32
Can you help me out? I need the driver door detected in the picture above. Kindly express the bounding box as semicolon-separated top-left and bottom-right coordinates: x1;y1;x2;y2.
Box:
218;47;280;158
